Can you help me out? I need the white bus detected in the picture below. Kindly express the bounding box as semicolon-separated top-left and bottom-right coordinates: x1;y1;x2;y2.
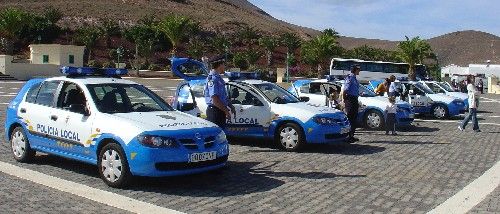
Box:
329;58;427;81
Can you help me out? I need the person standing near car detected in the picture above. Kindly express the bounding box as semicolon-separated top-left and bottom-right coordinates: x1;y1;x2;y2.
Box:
204;56;235;129
459;75;481;132
388;75;398;97
342;64;361;143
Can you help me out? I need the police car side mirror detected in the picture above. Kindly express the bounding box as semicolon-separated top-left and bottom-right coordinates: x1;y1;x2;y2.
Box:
409;90;415;95
69;104;90;116
299;96;310;102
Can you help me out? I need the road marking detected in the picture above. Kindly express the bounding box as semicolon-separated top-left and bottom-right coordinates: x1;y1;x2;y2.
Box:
428;159;500;214
0;94;15;97
480;97;500;103
0;81;25;84
0;102;9;105
413;119;500;126
0;161;184;214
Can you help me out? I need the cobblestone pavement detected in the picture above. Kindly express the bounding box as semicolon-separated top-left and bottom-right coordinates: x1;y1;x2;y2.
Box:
1;80;499;213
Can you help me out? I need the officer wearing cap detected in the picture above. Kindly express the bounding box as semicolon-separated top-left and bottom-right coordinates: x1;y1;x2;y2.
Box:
204;56;235;128
342;64;360;143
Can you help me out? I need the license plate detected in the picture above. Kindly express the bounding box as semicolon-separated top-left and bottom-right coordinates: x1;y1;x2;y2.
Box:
409;114;415;118
341;127;350;134
190;151;216;163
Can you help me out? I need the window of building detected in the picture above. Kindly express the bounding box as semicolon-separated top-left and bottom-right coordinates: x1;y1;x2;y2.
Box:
68;55;74;64
42;55;49;63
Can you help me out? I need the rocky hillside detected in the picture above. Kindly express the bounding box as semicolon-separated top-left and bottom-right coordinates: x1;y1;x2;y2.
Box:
1;0;498;66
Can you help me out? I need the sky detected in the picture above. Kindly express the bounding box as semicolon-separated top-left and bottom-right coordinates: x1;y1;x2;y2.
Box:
247;0;500;41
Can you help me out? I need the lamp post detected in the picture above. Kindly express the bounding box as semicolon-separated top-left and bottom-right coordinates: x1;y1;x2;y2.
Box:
116;46;123;68
286;51;289;82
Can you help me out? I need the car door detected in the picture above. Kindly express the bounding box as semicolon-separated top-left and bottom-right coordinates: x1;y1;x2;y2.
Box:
18;80;62;149
225;84;271;137
299;82;329;106
405;83;431;113
50;81;95;157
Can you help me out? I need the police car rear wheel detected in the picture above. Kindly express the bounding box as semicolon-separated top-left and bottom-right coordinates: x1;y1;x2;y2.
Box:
432;104;448;119
98;143;131;187
277;123;304;152
10;127;35;162
365;110;384;130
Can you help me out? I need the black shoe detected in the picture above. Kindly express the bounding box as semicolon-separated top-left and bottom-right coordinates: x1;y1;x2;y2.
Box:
351;137;360;142
385;132;389;135
474;129;481;132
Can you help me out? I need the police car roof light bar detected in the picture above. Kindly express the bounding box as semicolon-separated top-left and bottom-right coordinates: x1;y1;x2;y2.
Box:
60;66;128;78
225;71;259;80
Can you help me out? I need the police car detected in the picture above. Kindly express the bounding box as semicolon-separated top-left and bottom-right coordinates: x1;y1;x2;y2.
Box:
289;79;415;130
171;57;351;151
4;67;229;187
368;79;465;119
420;80;469;109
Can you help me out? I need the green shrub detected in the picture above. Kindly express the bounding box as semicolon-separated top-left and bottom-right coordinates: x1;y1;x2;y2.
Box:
87;60;102;68
102;61;116;68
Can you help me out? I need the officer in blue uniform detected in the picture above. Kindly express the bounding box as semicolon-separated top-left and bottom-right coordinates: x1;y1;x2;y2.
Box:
342;64;361;143
204;56;235;129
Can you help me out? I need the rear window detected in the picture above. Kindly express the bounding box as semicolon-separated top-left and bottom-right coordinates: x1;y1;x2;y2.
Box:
34;81;60;106
25;82;42;103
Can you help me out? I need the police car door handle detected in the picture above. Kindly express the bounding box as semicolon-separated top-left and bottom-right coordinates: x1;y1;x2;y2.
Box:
20;108;26;113
50;115;58;121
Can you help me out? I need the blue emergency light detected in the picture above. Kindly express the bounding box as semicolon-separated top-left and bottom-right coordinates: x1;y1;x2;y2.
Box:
224;71;259;80
60;66;128;77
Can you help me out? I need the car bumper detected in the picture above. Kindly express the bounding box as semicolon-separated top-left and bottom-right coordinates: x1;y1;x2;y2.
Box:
396;110;414;126
304;123;350;144
448;103;464;116
126;140;230;177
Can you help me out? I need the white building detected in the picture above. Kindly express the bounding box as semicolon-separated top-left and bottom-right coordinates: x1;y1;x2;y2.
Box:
441;63;500;78
0;44;84;80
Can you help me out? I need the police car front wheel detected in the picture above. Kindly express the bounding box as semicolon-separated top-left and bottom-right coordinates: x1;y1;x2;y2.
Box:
432;104;448;119
277;123;305;152
98;143;132;187
10;126;36;162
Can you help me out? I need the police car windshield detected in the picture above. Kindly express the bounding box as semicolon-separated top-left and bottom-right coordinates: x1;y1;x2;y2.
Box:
414;82;434;94
437;82;455;92
87;84;173;113
359;84;376;97
252;83;300;104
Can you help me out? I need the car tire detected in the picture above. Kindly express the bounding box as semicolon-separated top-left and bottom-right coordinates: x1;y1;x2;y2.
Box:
276;123;305;152
432;104;448;119
10;126;36;163
98;142;132;188
364;110;384;130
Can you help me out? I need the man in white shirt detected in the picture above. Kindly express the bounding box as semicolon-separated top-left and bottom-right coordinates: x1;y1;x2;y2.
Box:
459;76;480;132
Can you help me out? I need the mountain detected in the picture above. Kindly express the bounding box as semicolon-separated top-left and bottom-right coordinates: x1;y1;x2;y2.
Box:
0;0;498;67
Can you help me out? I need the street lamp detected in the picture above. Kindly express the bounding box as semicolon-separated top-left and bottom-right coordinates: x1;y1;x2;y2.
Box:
116;46;123;68
286;51;289;82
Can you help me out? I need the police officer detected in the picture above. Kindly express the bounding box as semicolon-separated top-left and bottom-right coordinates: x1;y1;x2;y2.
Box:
342;64;361;143
204;56;235;129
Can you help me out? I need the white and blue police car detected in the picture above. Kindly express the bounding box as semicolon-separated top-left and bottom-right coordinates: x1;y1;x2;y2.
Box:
420;80;469;109
368;79;465;119
289;78;415;129
170;57;351;152
4;67;229;187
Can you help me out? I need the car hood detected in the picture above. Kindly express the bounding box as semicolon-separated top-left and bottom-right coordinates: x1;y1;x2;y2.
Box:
446;92;468;100
106;111;216;131
427;93;456;103
270;102;345;121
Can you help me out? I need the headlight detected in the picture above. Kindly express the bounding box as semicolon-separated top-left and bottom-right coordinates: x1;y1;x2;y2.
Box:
137;135;178;148
313;117;342;125
216;131;227;143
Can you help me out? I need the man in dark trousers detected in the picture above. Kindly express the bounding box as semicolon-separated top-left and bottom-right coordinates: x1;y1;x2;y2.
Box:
204;56;235;129
342;64;361;143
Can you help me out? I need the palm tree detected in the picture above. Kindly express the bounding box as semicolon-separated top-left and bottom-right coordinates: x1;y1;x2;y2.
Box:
100;19;121;48
397;36;433;80
0;8;28;54
301;32;339;78
237;26;259;47
258;36;278;66
124;24;160;75
157;15;197;56
75;25;102;62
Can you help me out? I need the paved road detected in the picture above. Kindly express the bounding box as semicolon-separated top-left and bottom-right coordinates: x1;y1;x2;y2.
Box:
0;79;499;213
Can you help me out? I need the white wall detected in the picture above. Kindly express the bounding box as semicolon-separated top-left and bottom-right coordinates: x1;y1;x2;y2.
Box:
1;55;60;80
